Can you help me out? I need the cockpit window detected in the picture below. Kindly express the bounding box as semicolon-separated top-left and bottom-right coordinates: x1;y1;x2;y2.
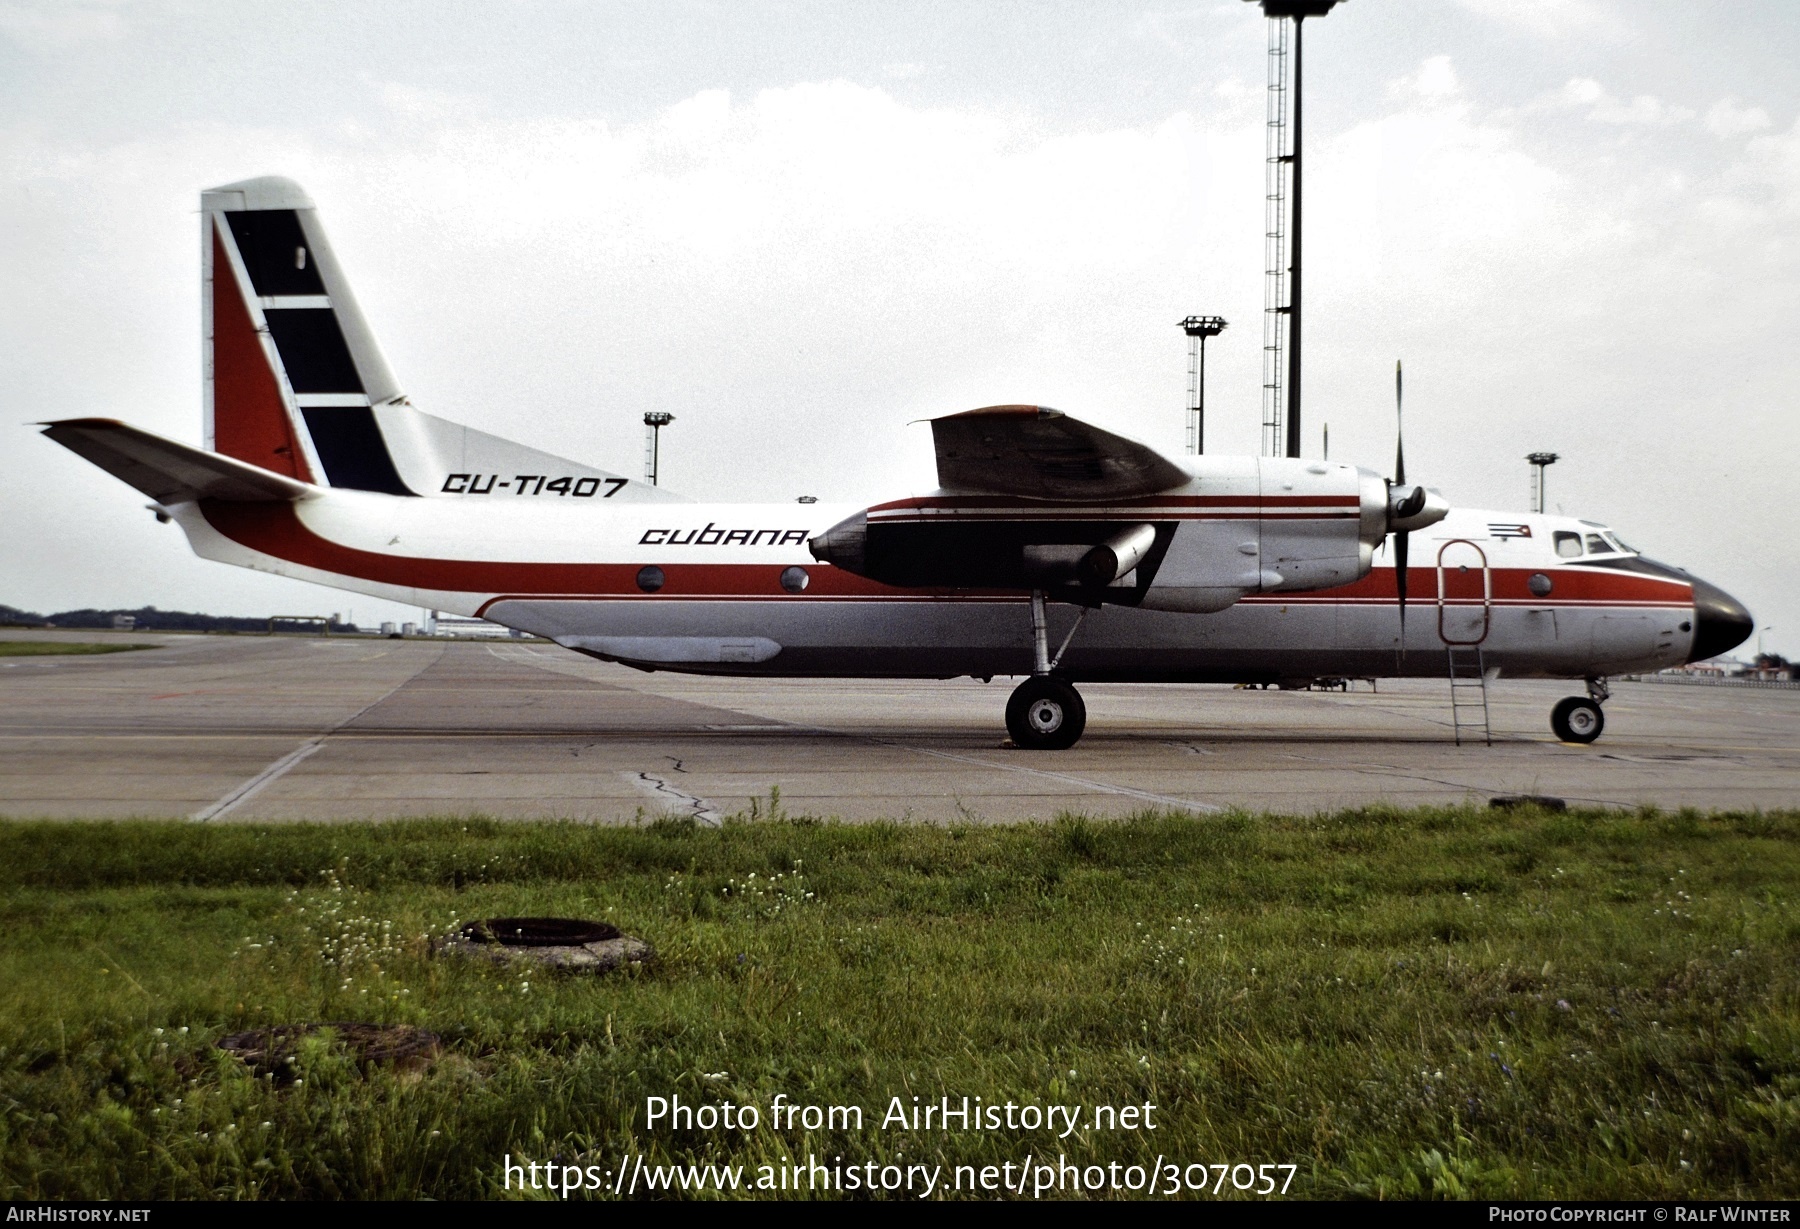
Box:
1585;533;1614;554
1554;531;1582;558
1604;532;1633;553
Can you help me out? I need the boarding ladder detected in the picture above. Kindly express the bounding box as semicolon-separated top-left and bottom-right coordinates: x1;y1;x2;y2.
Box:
1437;539;1494;747
1445;645;1492;747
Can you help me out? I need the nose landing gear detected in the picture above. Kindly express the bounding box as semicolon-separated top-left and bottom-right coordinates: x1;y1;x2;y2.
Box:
1005;590;1090;750
1550;677;1609;744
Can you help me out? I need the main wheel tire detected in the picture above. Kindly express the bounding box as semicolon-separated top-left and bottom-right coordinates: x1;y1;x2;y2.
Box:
1005;677;1087;750
1550;696;1605;743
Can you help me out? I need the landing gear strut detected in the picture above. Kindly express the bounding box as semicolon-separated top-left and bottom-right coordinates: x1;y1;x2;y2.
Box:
1005;591;1089;750
1550;677;1609;744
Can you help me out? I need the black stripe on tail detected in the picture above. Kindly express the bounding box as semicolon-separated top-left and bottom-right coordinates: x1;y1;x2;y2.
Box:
217;206;416;496
299;407;411;496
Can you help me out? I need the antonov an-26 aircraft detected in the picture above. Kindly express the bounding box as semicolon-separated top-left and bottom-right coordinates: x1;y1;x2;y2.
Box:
43;178;1754;749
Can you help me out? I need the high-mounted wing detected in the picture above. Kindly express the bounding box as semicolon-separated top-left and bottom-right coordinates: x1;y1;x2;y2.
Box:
41;418;312;504
811;406;1193;602
931;405;1188;501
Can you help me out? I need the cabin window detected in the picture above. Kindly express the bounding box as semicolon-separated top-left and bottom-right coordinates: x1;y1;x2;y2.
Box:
1554;531;1582;558
1585;533;1614;554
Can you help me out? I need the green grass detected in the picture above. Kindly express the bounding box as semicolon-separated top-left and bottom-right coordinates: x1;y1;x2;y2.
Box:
0;640;158;656
0;806;1795;1200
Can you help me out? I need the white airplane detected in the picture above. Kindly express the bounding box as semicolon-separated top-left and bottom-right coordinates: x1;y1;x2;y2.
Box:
42;178;1752;749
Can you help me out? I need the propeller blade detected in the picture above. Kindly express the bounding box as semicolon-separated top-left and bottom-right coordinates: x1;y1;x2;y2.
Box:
1395;527;1409;649
1393;359;1409;660
1394;359;1405;486
1389;529;1404;662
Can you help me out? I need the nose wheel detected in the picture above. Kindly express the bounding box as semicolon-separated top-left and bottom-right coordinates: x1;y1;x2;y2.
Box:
1006;676;1087;750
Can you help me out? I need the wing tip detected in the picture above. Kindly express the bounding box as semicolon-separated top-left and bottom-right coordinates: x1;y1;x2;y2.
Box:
40;417;128;432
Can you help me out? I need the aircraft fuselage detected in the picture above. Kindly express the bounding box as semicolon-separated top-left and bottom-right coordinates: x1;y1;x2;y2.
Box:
173;491;1732;686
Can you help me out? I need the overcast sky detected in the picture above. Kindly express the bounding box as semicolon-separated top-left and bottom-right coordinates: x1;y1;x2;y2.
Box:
3;0;1795;655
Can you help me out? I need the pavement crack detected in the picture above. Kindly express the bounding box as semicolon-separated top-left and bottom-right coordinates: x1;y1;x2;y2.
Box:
630;770;722;826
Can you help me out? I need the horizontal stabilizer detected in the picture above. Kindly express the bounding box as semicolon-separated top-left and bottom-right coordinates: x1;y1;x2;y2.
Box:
931;405;1189;502
41;418;312;503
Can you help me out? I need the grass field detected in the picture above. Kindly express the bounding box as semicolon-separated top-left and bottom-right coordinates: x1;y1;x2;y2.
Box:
0;640;157;656
0;805;1795;1200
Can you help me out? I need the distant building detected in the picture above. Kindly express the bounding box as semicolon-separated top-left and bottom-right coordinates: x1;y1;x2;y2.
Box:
1663;655;1797;682
111;614;136;630
1749;654;1797;681
432;614;521;639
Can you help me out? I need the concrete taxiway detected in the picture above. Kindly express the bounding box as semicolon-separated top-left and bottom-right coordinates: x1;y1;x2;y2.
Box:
1;631;1795;822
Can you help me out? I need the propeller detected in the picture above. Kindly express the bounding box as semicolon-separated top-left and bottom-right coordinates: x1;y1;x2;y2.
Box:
1380;359;1447;660
1390;359;1425;653
1395;360;1406;631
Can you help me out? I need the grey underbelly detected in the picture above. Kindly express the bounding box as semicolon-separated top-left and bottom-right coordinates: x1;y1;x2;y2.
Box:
482;598;1691;681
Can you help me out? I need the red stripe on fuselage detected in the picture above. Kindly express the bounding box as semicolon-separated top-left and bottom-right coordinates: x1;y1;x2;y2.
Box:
200;501;983;601
1247;566;1692;606
869;493;1358;513
200;502;1694;611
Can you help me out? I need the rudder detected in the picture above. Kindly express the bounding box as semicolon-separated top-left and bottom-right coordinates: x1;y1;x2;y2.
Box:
204;176;410;492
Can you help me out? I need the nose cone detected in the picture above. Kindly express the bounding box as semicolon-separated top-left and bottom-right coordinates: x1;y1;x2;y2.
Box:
809;511;867;575
1688;576;1754;663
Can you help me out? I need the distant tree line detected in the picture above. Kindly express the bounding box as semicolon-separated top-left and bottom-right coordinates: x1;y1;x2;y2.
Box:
0;605;360;633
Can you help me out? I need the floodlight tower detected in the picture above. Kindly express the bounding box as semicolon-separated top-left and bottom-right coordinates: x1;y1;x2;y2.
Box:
1246;0;1345;459
1180;315;1227;454
1527;451;1559;514
644;412;674;486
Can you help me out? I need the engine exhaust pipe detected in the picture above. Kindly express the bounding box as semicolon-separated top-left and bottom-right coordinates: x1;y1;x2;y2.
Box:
1076;523;1157;587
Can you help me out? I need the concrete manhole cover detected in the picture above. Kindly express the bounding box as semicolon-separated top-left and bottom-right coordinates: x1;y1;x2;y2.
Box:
441;916;654;973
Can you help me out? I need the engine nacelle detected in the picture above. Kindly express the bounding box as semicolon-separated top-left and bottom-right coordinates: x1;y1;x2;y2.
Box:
815;456;1448;611
1140;457;1443;612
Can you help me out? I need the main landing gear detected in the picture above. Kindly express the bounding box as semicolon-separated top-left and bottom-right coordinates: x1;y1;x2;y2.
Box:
1005;591;1090;750
1006;676;1086;750
1550;677;1609;744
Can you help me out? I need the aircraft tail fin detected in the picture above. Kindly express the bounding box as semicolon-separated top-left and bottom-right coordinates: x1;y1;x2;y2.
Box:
202;177;681;502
